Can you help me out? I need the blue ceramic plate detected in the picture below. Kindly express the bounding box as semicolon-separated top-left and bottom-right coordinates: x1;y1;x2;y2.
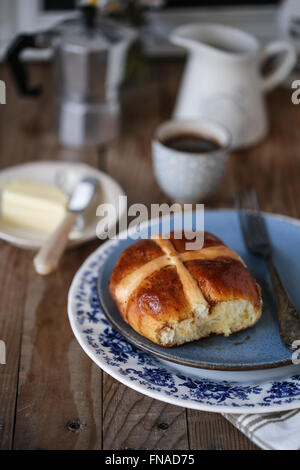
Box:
97;210;300;371
68;210;300;412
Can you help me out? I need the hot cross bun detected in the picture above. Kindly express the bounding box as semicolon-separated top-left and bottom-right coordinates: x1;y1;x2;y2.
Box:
109;232;262;347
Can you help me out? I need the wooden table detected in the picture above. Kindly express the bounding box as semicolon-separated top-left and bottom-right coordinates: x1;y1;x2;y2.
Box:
0;60;299;450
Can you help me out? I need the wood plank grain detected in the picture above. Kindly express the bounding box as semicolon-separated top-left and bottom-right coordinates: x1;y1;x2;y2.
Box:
0;64;49;450
231;89;300;218
106;82;163;206
103;374;189;450
0;245;30;449
13;242;102;450
0;64;103;449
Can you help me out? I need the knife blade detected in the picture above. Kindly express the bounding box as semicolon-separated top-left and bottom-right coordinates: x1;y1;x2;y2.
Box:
68;177;99;213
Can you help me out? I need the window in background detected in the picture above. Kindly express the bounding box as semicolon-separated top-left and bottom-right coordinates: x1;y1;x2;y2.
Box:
43;0;77;10
165;0;279;6
42;0;280;7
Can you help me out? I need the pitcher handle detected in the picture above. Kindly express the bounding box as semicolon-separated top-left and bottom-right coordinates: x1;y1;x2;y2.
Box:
261;41;296;93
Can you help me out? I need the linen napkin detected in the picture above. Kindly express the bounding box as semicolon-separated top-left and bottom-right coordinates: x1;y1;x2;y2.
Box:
223;409;300;450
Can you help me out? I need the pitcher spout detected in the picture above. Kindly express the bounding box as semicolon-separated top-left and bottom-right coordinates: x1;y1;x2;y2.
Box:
170;23;259;59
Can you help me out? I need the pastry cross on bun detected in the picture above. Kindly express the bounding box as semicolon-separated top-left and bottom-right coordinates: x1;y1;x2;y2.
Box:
109;231;262;347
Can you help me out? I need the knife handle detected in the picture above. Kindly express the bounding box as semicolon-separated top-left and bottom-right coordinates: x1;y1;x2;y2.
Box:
33;212;77;275
266;256;300;349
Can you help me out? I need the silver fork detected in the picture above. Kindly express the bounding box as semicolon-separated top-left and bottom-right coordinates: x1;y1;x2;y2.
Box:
236;188;300;350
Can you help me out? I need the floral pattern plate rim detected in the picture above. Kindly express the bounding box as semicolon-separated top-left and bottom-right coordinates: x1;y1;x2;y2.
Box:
68;210;300;413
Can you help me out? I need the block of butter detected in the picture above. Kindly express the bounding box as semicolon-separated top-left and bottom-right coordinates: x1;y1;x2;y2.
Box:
1;179;69;233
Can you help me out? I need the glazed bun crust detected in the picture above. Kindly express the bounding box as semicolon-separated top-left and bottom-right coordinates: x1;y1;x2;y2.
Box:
109;232;262;347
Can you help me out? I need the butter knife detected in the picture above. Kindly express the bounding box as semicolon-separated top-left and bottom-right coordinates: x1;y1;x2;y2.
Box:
34;176;98;275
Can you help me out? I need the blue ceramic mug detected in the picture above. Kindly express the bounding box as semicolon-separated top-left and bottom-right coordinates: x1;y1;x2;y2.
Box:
152;119;231;203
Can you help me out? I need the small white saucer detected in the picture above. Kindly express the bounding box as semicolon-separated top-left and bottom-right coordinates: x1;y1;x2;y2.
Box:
0;161;125;250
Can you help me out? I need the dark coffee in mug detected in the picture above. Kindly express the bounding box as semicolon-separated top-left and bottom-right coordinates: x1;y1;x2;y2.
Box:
162;132;222;154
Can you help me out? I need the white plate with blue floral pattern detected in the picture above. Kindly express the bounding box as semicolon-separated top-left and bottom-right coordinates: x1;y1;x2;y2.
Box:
68;209;300;413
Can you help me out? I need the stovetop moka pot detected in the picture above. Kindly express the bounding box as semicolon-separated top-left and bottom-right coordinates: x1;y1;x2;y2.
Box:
6;6;136;148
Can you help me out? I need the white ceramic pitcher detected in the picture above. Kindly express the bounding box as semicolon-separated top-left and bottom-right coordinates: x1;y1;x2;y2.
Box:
170;23;296;148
